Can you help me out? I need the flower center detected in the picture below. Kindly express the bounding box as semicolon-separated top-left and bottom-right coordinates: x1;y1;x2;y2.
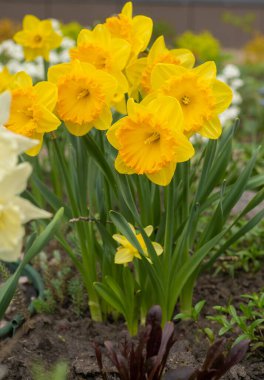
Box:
34;35;42;43
77;88;90;100
181;95;191;105
144;132;160;144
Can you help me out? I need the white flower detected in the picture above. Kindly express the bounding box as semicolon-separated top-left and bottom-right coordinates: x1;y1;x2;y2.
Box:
232;78;244;90
60;37;75;49
222;64;240;79
0;102;52;261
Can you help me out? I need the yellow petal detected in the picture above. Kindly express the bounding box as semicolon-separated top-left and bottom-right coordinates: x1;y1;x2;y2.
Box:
65;121;93;136
144;225;153;236
132;15;153;53
151;63;186;90
173;133;195;162
143;95;184;133
115;154;135;174
199;116;222;140
192;61;216;81
122;2;133;18
93;105;112;130
34;82;58;111
93;70;117;102
106;121;123;149
170;48;195;68
36;106;61;133
148;36;166;62
23;15;40;30
115;248;134;264
111;38;131;70
212;80;233;114
152;242;163;256
26;133;43;156
113;234;129;246
12;71;32;89
48;63;71;84
146;162;176;186
77;29;93;45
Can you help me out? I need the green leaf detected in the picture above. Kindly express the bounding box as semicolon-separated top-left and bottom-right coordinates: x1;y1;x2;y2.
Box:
83;134;118;195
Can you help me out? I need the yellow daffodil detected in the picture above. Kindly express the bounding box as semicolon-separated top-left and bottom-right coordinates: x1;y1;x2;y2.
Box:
48;60;117;136
126;36;195;98
14;15;62;61
4;71;61;156
70;24;131;113
151;62;233;139
0;125;51;262
107;95;195;186
0;67;14;93
113;224;163;264
105;1;153;58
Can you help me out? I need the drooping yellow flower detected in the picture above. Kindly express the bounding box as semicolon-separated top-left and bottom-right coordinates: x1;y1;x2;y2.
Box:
105;1;153;58
48;60;117;136
113;224;163;264
14;15;62;61
70;24;131;113
4;71;60;156
151;62;233;139
126;36;195;98
0;67;14;93
107;95;195;186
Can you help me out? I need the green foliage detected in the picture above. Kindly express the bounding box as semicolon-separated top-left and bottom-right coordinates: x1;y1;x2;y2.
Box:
174;300;206;322
214;220;264;277
0;208;64;321
175;30;222;65
151;20;175;46
236;66;264;141
60;21;83;40
222;11;256;35
208;290;264;353
32;362;68;380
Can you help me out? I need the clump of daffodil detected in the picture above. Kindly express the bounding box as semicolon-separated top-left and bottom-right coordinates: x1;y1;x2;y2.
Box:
70;24;131;113
105;1;153;59
113;224;163;264
126;36;195;98
0;67;14;94
4;71;60;156
48;60;117;136
0;92;51;261
151;61;233;139
107;95;195;186
13;15;62;61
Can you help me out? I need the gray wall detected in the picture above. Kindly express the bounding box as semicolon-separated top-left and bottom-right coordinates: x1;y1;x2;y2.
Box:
1;0;264;48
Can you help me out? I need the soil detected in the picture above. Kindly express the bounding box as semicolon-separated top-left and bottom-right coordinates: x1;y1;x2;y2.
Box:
0;265;264;380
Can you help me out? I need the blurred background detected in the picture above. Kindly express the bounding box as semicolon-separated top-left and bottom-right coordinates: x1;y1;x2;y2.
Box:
0;0;264;48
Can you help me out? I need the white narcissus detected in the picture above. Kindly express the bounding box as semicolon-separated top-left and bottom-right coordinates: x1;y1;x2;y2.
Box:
0;91;51;262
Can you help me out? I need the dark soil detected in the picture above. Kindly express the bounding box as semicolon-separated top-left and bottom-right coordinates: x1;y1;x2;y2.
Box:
0;266;264;380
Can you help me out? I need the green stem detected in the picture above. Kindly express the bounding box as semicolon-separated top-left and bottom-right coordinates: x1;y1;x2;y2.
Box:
53;138;102;321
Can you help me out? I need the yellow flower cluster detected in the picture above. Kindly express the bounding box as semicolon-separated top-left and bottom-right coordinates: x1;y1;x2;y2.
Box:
2;2;232;183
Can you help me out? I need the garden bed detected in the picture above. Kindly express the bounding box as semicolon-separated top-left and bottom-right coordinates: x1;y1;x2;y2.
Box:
1;266;263;380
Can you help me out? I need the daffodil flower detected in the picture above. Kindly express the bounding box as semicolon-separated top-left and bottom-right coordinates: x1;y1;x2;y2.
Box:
0;120;51;261
70;24;131;113
151;61;233;139
107;95;194;186
126;36;195;98
113;224;163;264
4;71;61;156
14;15;62;61
48;60;117;136
105;1;153;58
